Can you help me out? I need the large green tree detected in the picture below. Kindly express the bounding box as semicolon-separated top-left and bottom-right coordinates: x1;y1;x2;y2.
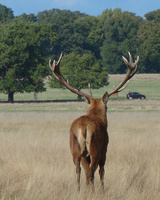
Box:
101;9;143;74
137;21;160;73
0;21;57;102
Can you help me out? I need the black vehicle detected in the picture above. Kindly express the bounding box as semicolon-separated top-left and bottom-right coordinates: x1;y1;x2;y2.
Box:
127;92;146;100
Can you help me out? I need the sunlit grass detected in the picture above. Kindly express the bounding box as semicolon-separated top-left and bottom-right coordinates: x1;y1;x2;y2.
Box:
0;111;160;199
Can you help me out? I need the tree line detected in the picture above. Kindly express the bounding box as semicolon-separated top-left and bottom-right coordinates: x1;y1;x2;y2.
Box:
0;4;160;102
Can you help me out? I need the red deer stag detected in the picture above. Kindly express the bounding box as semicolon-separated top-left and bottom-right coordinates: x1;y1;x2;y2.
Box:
49;52;139;190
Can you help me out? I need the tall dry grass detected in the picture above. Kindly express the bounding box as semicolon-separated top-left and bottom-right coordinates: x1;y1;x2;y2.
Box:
0;110;160;200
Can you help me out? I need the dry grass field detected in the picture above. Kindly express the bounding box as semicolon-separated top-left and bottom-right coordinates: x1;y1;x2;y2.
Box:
0;101;160;200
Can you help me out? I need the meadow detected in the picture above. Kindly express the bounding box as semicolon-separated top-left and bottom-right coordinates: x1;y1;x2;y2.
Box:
0;74;160;199
0;74;160;102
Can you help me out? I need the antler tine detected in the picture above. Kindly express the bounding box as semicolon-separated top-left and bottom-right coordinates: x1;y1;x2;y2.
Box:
123;52;139;71
49;59;54;71
135;55;139;65
57;53;63;65
49;53;63;76
129;54;139;79
129;52;133;66
108;52;139;97
88;83;93;97
122;56;129;67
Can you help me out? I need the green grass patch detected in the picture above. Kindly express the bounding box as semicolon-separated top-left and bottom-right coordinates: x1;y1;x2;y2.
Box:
0;74;160;102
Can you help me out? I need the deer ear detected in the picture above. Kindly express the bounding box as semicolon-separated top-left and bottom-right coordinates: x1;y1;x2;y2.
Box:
102;92;109;104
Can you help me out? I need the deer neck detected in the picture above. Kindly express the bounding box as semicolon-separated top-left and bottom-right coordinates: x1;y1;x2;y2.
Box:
86;99;107;127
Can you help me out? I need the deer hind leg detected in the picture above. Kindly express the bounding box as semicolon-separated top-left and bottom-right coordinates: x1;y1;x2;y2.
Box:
90;165;97;187
81;156;90;185
99;164;105;188
89;155;99;188
75;157;81;191
99;152;107;189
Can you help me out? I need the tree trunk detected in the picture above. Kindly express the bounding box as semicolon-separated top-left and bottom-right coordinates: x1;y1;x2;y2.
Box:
77;95;82;101
8;91;14;103
77;87;82;101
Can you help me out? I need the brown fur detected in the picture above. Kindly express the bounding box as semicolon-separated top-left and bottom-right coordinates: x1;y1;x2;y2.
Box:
70;97;109;190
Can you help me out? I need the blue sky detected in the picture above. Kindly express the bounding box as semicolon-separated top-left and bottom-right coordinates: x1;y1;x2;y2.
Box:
0;0;160;18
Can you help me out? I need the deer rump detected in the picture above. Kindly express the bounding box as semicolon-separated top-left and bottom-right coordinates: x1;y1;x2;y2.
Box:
70;115;109;168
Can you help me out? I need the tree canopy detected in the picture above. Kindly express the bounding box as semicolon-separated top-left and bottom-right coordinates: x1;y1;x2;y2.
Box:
0;20;57;102
137;21;160;73
101;9;143;73
0;4;160;101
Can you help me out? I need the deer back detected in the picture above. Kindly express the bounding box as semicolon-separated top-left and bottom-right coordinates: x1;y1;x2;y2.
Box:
70;98;109;161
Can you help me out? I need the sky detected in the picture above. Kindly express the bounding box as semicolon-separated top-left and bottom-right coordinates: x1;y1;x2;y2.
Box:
0;0;160;18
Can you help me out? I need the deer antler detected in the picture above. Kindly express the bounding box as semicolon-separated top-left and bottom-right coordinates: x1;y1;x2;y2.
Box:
88;83;93;97
108;52;139;97
49;53;92;103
